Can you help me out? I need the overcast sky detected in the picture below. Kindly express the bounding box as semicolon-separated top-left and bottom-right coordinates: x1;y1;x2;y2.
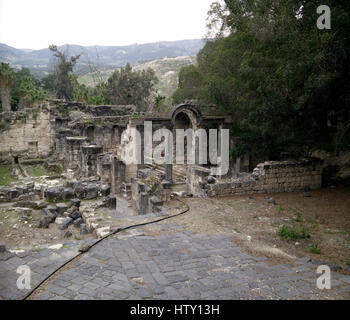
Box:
0;0;214;49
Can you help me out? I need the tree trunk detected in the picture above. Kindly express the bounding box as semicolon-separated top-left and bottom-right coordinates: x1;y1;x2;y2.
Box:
0;85;11;112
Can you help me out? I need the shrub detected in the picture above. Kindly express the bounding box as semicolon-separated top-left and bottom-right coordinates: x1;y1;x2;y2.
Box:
309;244;321;254
278;225;310;240
294;212;302;222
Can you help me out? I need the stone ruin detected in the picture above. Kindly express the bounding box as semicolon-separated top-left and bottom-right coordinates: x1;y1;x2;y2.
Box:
0;100;323;238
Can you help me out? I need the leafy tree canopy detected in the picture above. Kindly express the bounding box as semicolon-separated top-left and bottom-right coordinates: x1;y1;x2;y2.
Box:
49;45;81;100
104;63;158;110
173;0;350;158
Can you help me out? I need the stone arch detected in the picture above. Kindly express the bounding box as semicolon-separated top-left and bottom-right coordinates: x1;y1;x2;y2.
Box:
170;103;202;166
169;103;202;130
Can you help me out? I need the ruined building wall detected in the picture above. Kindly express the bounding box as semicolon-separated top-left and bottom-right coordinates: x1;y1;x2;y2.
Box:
187;160;323;197
0;108;53;162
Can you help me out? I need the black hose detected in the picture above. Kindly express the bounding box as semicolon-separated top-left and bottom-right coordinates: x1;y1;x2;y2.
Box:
23;197;189;300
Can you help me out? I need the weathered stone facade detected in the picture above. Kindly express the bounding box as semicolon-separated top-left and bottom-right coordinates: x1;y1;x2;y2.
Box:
187;160;323;197
0;100;324;215
0;105;52;162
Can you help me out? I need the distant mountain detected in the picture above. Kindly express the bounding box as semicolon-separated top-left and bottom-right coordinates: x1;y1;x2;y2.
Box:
0;40;205;78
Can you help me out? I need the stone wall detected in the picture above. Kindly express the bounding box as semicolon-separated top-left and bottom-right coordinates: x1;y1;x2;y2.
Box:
0;107;52;162
0;182;41;202
130;169;170;215
187;160;323;197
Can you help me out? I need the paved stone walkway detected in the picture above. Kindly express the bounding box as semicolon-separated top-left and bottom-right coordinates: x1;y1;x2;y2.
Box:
1;222;350;300
0;241;80;300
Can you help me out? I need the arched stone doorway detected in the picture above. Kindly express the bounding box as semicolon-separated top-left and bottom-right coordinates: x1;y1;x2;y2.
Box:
170;103;202;176
170;103;201;130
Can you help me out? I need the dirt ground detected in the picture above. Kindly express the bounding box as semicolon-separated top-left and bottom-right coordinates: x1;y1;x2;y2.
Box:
0;204;92;250
158;186;350;271
1;186;349;272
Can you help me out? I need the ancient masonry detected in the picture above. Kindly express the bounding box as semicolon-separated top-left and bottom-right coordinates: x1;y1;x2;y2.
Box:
0;100;323;236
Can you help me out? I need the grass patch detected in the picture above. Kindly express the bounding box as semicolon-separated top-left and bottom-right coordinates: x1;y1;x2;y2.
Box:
32;111;38;119
294;212;302;222
23;164;59;177
0;165;18;186
278;225;310;240
28;165;46;177
276;206;285;213
309;244;321;254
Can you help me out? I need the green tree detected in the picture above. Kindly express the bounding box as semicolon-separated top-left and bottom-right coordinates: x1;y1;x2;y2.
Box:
17;76;48;109
105;63;158;110
172;65;203;105
9;68;48;110
41;73;55;93
0;62;15;112
88;82;109;105
70;74;89;103
49;45;80;100
173;0;350;158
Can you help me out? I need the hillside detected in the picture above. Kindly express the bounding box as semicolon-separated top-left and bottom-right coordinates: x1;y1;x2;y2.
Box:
0;40;205;78
134;56;196;101
78;55;197;102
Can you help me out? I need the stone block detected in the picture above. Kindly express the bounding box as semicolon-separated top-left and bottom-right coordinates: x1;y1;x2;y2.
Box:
40;216;52;228
70;210;81;220
139;192;149;215
73;217;83;227
106;195;116;210
59;217;73;230
70;198;81;207
44;186;63;201
56;203;70;216
85;184;98;199
150;196;163;207
55;217;66;225
161;181;171;190
74;185;86;199
80;223;89;235
101;185;110;197
47;205;57;214
7;189;19;200
62;188;75;200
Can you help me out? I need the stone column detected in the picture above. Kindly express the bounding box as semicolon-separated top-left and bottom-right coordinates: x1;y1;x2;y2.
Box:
137;124;146;171
65;137;88;171
81;145;102;177
165;164;173;182
112;157;126;194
